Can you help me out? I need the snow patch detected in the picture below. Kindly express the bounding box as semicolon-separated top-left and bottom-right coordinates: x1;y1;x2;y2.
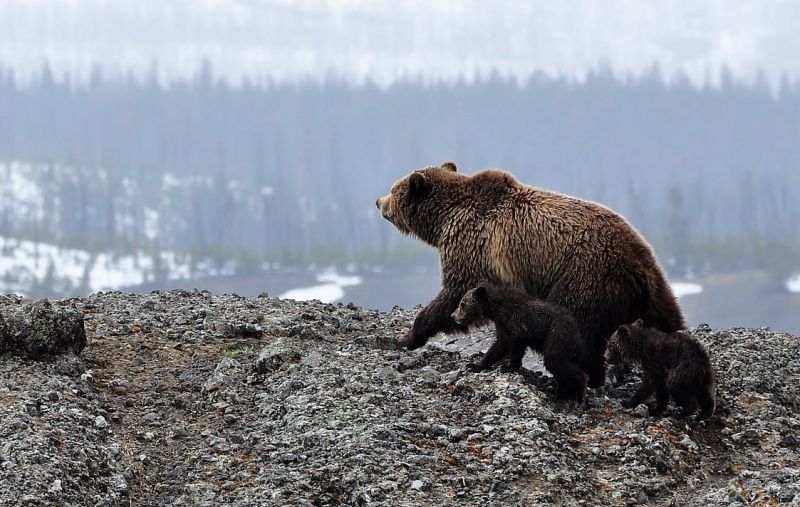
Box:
670;282;703;298
786;273;800;293
279;268;362;304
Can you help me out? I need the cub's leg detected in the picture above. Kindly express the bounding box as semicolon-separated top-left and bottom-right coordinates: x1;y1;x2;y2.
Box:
647;378;670;417
505;340;527;372
696;387;716;420
622;377;653;408
468;339;509;373
667;372;698;418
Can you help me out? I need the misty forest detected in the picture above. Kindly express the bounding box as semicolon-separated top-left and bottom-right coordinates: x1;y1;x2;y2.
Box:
0;63;799;298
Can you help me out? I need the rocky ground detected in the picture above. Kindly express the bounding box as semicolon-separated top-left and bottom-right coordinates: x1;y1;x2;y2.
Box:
0;291;798;506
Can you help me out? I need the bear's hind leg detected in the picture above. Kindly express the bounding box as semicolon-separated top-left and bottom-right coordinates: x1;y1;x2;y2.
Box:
671;391;698;418
504;340;527;372
667;373;698;418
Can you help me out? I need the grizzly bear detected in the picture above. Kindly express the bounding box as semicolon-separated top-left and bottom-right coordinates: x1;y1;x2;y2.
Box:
605;319;715;419
376;161;685;387
452;284;589;402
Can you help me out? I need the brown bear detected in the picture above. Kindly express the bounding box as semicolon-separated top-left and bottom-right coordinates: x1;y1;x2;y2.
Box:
605;319;715;419
376;161;685;387
452;284;589;402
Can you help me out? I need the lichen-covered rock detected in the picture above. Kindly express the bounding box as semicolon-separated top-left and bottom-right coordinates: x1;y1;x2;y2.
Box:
0;291;798;506
253;337;301;374
0;298;87;359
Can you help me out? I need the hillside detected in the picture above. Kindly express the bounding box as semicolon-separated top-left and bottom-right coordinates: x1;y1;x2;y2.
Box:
1;292;798;506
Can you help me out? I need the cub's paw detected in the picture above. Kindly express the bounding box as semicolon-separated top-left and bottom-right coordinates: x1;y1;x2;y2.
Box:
467;362;486;373
620;398;639;409
646;404;666;417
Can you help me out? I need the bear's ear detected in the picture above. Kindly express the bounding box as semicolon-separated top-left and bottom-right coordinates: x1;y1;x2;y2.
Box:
441;161;457;172
474;286;488;301
408;172;432;200
632;318;644;328
616;325;629;339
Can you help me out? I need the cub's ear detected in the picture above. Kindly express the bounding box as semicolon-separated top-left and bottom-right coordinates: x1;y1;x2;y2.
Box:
441;161;457;172
474;286;488;300
632;318;644;328
615;325;629;339
408;172;432;200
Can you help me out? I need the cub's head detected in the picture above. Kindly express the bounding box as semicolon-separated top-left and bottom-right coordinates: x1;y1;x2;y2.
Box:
605;318;645;364
375;161;461;245
451;286;490;326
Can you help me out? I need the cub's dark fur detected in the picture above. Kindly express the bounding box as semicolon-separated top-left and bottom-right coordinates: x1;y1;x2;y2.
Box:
452;284;589;402
605;319;716;419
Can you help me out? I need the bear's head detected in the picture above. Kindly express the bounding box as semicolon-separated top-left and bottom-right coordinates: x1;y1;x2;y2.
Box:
375;161;463;246
605;318;645;364
451;286;490;326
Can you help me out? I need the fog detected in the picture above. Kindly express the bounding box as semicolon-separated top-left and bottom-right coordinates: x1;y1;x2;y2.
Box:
0;1;799;333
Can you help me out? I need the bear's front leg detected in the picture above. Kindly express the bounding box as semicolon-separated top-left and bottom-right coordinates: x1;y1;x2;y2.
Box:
404;288;467;350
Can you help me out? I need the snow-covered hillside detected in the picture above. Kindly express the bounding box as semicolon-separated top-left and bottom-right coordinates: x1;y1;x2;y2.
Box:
0;235;237;297
1;0;798;87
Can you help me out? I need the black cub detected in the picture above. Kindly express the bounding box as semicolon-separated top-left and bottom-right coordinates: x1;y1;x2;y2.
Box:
605;319;716;419
452;284;589;402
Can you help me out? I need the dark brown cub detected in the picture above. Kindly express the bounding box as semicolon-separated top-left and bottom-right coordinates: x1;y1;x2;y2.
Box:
452;284;590;402
605;319;716;420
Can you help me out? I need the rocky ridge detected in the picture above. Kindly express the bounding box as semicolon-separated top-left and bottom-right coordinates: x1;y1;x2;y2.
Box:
0;290;798;506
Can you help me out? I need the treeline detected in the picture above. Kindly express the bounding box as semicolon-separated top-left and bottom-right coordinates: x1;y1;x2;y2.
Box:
0;64;798;278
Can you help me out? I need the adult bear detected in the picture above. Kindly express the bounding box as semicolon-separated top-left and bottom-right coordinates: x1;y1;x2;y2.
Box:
375;162;685;387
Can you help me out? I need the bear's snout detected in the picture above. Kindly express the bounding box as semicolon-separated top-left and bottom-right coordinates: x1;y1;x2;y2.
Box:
376;195;393;222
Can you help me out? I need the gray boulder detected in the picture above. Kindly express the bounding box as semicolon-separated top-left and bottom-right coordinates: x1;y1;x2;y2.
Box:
0;299;87;359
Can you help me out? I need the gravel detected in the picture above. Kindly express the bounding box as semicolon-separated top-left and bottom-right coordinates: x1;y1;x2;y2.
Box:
0;290;798;506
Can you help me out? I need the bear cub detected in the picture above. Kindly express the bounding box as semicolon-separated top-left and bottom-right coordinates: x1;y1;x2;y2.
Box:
605;319;715;420
451;284;590;402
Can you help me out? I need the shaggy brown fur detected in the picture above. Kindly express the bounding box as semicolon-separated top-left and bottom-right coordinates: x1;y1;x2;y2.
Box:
376;161;685;387
452;285;589;402
605;319;716;420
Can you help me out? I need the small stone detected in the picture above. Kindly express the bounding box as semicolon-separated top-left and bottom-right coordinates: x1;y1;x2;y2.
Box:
110;474;128;493
171;427;187;439
94;416;108;429
141;412;159;425
377;366;399;381
228;433;245;445
107;443;122;460
411;480;424;491
48;479;62;494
